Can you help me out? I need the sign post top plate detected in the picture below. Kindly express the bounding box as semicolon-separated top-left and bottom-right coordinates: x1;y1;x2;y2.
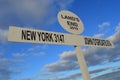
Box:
58;10;84;35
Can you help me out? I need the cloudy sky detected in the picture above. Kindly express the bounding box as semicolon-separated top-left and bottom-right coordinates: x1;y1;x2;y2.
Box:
0;0;120;80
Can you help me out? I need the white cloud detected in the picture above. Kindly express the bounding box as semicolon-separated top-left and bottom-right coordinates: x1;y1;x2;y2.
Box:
93;34;104;38
12;52;45;58
115;23;120;31
28;45;48;51
98;22;110;29
28;45;40;51
58;66;120;80
58;72;81;80
92;69;120;80
108;22;120;43
12;53;27;58
0;58;24;80
56;0;74;9
60;51;76;61
33;52;45;56
0;58;24;67
0;0;74;29
44;51;79;72
98;22;111;34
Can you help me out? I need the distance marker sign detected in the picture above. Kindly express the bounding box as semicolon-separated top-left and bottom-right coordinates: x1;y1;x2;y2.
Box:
8;26;114;48
58;10;84;35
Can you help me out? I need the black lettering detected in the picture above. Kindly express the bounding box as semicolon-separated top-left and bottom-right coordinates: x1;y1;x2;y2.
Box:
37;32;46;41
37;32;54;42
88;38;93;45
92;39;100;45
84;38;88;44
67;16;75;21
61;15;79;22
54;34;58;42
41;32;45;41
54;34;64;43
67;21;70;25
99;40;103;46
92;39;96;45
101;40;106;46
45;33;53;42
67;21;78;30
106;40;112;46
97;39;101;45
31;31;36;41
45;33;49;41
61;14;65;19
22;30;26;40
84;37;112;47
26;30;31;40
75;18;80;22
22;30;36;41
104;40;106;46
84;37;93;45
48;33;54;42
37;32;41;41
67;21;78;27
60;35;64;43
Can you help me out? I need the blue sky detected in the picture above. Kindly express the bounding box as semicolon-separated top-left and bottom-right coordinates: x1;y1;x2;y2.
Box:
0;0;120;80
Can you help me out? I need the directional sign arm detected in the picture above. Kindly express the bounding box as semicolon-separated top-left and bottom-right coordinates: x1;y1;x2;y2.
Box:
78;36;114;48
8;26;80;46
8;26;114;48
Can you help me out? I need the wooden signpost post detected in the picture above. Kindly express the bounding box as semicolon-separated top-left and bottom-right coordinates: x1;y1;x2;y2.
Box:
8;10;114;80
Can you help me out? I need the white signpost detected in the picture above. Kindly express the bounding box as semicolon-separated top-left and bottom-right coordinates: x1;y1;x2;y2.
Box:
8;10;114;80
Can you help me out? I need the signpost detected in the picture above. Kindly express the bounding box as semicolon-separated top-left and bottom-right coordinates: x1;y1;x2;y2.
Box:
8;10;114;80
